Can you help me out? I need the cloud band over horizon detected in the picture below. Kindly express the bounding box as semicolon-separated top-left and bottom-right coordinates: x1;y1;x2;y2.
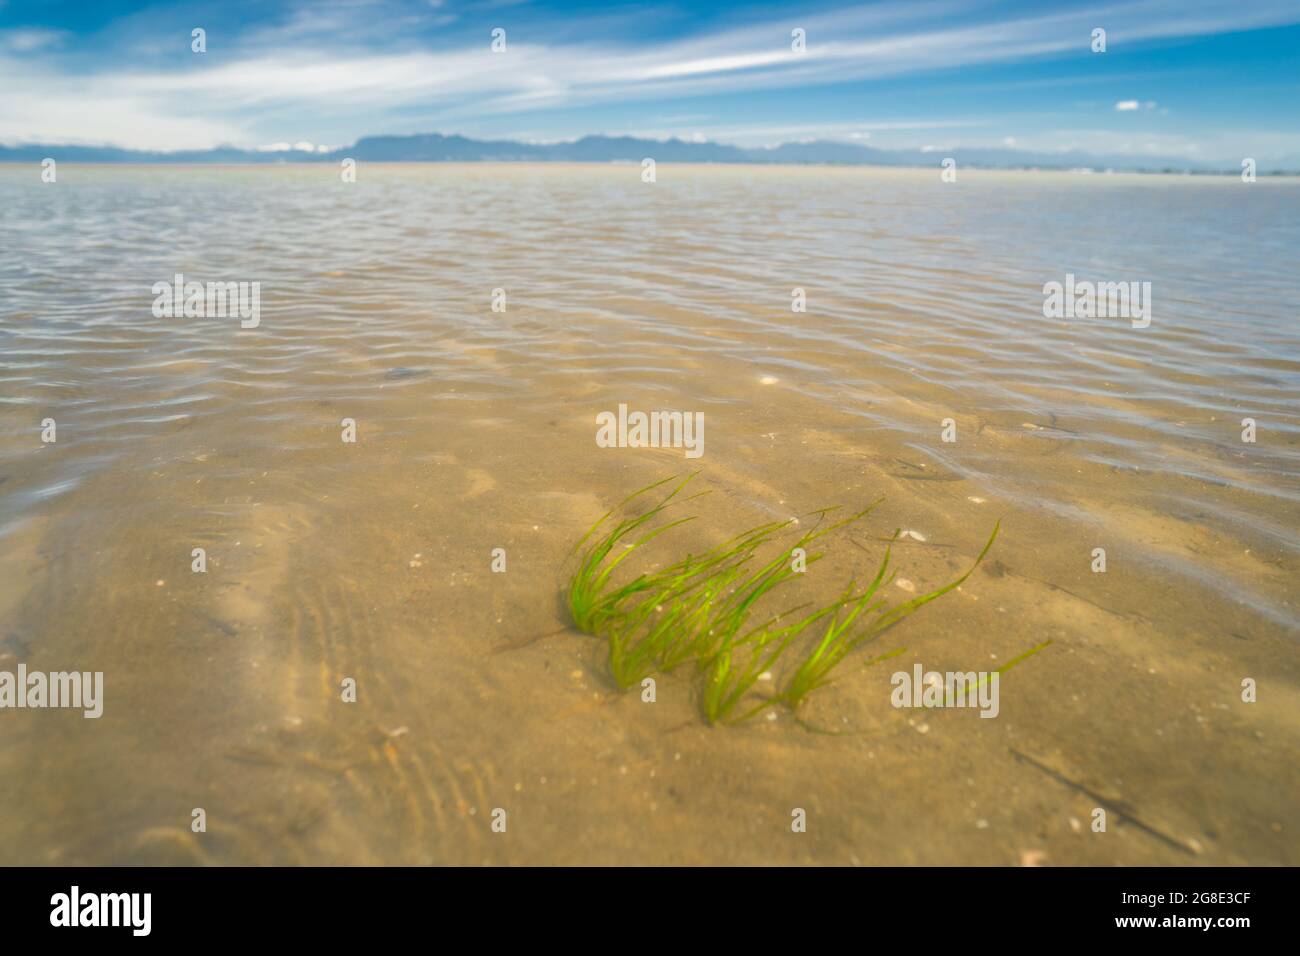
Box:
1;0;1297;163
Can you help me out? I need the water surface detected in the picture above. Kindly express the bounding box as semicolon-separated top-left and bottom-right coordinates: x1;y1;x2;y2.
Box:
1;164;1297;864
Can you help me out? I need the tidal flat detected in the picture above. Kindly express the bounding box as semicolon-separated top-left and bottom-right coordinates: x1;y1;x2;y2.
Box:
0;164;1296;865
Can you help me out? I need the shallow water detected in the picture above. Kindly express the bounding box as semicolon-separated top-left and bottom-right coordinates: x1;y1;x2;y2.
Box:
0;163;1297;865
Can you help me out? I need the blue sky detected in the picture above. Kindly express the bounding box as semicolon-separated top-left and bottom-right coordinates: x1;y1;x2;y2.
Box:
1;0;1297;161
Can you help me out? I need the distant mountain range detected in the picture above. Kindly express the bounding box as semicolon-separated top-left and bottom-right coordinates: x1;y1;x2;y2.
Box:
1;132;1293;174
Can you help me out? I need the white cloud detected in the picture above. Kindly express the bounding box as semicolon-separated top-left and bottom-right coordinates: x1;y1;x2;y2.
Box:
0;56;245;149
617;119;976;148
257;140;331;152
0;28;66;53
0;0;1294;151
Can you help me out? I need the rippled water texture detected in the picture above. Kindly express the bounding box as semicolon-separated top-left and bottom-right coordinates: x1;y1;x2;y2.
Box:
0;164;1297;865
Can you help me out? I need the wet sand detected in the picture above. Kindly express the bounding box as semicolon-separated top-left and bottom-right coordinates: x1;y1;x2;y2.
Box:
0;164;1297;865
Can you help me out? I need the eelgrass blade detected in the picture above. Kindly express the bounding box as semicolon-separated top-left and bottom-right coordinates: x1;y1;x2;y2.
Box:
777;521;1000;712
868;520;999;636
564;477;996;724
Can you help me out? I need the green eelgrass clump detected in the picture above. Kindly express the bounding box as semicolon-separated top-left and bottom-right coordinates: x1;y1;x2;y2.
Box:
567;475;1000;724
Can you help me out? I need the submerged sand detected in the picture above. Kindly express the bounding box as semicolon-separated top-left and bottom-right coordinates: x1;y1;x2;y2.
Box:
0;164;1296;864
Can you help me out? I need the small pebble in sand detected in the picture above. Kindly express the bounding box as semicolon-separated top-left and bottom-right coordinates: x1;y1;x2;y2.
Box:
1020;850;1049;867
757;671;773;682
155;580;165;587
967;496;986;504
976;819;989;829
1069;817;1083;833
900;530;927;542
765;711;778;721
895;578;916;593
759;375;779;385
